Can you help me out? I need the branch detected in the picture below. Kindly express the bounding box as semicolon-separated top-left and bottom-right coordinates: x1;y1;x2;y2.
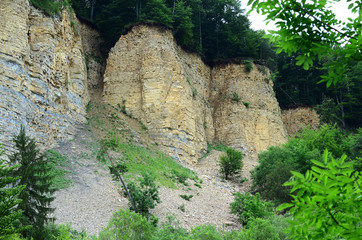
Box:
293;2;357;41
103;145;137;212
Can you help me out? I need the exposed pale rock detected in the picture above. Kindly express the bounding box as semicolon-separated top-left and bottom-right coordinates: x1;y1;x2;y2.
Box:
0;0;91;154
103;25;288;164
104;26;211;164
282;107;320;136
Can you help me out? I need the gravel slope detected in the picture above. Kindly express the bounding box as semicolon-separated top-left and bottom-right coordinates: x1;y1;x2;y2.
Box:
51;124;255;236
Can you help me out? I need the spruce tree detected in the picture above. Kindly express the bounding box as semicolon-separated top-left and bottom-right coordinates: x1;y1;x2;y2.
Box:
0;145;26;239
10;126;56;239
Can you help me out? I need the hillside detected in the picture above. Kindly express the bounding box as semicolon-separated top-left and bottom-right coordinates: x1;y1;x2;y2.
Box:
0;0;320;238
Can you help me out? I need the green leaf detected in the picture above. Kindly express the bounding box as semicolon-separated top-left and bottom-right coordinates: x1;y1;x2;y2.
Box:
291;171;305;179
277;203;294;211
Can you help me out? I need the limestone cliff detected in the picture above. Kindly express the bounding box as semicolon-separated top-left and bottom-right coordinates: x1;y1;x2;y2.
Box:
282;107;320;136
0;0;102;153
103;25;288;164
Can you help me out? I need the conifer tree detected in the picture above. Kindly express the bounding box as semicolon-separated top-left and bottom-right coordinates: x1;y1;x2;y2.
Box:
9;126;56;239
0;145;26;239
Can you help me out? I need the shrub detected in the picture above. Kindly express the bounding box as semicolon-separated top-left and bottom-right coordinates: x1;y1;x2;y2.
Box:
251;138;320;204
244;61;254;72
30;0;64;16
219;148;243;180
126;173;160;222
97;209;154;240
41;222;88;240
242;218;280;240
230;192;274;225
190;225;223;240
231;92;241;102
278;150;362;239
243;101;250;108
297;124;345;158
155;215;190;240
180;194;193;201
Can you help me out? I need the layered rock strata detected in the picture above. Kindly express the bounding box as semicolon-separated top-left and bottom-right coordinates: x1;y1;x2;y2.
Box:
0;0;96;153
282;107;320;136
103;25;288;164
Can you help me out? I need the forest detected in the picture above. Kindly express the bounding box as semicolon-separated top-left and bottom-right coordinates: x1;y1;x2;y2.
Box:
1;0;361;239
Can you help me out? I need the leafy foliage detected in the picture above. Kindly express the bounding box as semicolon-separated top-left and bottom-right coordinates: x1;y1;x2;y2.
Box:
30;0;64;16
249;0;362;86
0;146;26;240
230;192;274;225
296;124;345;158
9;126;56;239
142;0;173;26
126;173;161;222
219;148;243;180
97;208;154;240
278;150;362;239
72;0;275;62
251;138;320;204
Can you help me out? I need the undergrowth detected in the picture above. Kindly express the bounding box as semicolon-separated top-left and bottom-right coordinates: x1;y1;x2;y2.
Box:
87;101;199;189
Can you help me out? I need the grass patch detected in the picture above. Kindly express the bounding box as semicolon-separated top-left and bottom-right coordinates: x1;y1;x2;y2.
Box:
116;143;197;188
45;150;72;190
199;142;228;160
87;101;199;189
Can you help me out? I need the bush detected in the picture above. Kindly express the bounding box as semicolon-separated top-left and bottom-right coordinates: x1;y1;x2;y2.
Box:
251;138;320;204
126;173;160;222
219;148;243;180
296;124;345;158
154;215;190;240
230;192;274;225
190;225;223;240
97;209;154;240
41;223;88;240
242;218;280;240
30;0;65;16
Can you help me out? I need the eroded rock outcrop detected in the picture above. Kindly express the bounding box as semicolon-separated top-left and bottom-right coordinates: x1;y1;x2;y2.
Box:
282;107;320;136
103;25;288;164
0;0;101;153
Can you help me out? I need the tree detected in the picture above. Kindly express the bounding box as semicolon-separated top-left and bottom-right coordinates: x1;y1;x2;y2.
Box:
278;150;362;239
219;147;243;180
0;145;26;239
173;0;194;46
10;126;56;239
125;173;160;225
249;0;362;86
141;0;173;26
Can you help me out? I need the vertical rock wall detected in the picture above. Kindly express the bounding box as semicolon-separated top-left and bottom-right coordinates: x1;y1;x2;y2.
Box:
103;25;288;164
0;0;91;153
211;64;287;160
282;107;320;136
103;26;212;163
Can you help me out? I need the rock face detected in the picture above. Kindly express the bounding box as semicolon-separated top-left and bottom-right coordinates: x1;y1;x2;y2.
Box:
103;25;288;164
282;107;320;136
0;0;101;153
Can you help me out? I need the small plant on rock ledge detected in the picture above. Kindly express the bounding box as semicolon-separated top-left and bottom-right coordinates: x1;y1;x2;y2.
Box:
180;194;193;201
244;61;254;73
231;92;241;102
